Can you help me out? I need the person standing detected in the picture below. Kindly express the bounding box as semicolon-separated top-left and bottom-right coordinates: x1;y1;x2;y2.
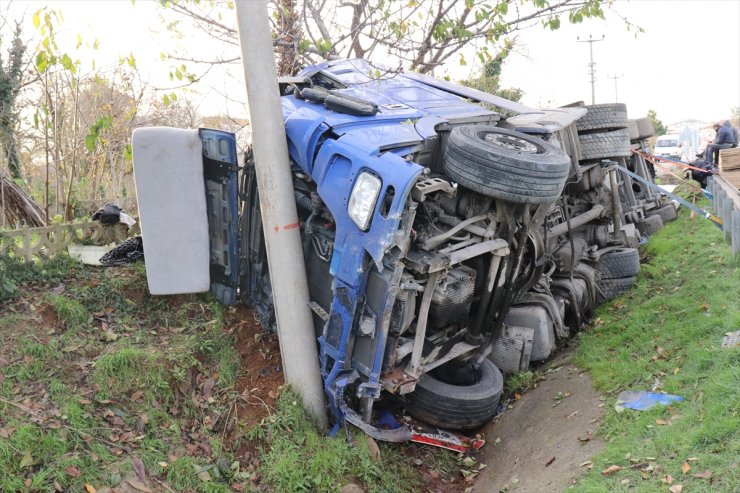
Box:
704;121;735;163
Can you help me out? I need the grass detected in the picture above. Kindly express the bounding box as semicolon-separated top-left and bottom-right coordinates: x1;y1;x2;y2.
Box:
1;254;418;493
0;259;248;492
0;254;84;303
572;207;740;492
253;390;417;493
6;203;733;492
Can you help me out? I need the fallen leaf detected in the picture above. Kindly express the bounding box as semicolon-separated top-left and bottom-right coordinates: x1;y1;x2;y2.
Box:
110;472;122;487
579;461;592;467
692;470;712;479
203;378;216;398
64;465;82;477
461;456;476;467
662;475;674;485
655;419;667;426
126;479;152;493
514;393;521;400
686;457;700;462
84;484;96;493
54;480;63;492
681;462;691;474
131;391;144;402
602;465;622;476
545;457;556;467
673;367;680;375
132;457;146;482
669;485;683;493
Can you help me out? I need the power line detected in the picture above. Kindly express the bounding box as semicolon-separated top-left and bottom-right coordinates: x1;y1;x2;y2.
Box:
577;35;605;104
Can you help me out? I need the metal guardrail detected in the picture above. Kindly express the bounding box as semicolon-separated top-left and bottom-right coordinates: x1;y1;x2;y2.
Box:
707;176;740;258
0;221;139;261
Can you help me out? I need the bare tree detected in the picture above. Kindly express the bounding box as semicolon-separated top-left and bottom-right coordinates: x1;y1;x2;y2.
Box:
159;0;607;76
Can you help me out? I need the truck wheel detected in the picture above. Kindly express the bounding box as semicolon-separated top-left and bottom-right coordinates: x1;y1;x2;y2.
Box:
627;119;640;142
578;128;632;161
405;359;503;431
653;203;678;223
444;126;571;205
636;118;655;140
596;276;636;303
639;214;664;236
576;103;628;133
597;248;640;279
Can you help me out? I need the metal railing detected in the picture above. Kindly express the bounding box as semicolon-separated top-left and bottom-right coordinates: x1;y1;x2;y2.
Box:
707;176;740;258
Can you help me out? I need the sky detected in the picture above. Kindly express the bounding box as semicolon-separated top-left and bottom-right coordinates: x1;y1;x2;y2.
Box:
4;0;740;127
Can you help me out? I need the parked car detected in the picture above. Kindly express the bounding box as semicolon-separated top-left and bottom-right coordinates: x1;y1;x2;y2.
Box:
653;133;682;160
132;59;675;440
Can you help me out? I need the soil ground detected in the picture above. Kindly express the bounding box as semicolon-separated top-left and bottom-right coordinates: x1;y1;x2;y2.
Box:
473;346;606;493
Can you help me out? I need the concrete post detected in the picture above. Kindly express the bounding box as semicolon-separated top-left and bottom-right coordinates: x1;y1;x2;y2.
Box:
234;0;327;430
732;210;740;258
723;195;732;241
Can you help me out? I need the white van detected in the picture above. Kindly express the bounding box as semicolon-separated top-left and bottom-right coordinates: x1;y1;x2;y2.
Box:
653;134;682;160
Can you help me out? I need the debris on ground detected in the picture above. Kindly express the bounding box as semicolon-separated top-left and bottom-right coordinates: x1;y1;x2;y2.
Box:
614;391;684;412
721;330;739;348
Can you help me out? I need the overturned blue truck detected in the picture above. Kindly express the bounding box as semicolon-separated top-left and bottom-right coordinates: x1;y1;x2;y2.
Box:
132;59;675;441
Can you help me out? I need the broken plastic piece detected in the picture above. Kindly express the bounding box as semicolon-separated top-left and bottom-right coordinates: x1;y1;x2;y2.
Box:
615;391;683;412
377;411;401;429
410;428;485;453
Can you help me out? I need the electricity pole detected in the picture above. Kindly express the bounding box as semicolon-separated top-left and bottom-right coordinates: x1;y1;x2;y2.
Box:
234;0;328;430
577;35;604;104
608;74;623;102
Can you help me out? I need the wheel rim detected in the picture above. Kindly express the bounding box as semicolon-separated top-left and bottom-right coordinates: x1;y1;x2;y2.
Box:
481;132;540;153
432;360;482;386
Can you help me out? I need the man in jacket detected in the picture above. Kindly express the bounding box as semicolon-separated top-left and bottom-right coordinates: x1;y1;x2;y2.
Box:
704;121;735;163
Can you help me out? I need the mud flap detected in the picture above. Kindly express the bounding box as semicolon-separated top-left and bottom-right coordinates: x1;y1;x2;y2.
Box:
200;129;240;305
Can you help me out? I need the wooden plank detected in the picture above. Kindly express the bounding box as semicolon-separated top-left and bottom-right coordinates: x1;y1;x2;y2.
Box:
719;148;740;171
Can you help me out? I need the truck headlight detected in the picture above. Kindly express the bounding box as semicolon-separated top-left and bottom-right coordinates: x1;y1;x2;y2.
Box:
348;171;381;230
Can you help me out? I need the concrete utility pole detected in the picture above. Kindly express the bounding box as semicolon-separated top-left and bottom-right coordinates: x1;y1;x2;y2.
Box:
234;0;327;430
608;74;623;102
577;35;604;104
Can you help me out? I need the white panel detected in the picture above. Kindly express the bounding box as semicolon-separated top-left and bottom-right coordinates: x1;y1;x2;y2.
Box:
132;127;209;294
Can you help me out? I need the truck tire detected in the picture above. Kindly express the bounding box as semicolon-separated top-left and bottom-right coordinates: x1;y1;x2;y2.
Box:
652;203;678;223
597;276;636;303
444;126;571;205
597;248;640;279
576;103;628;133
628;119;640;142
636;118;655;140
405;359;503;431
638;213;664;236
578;128;631;161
